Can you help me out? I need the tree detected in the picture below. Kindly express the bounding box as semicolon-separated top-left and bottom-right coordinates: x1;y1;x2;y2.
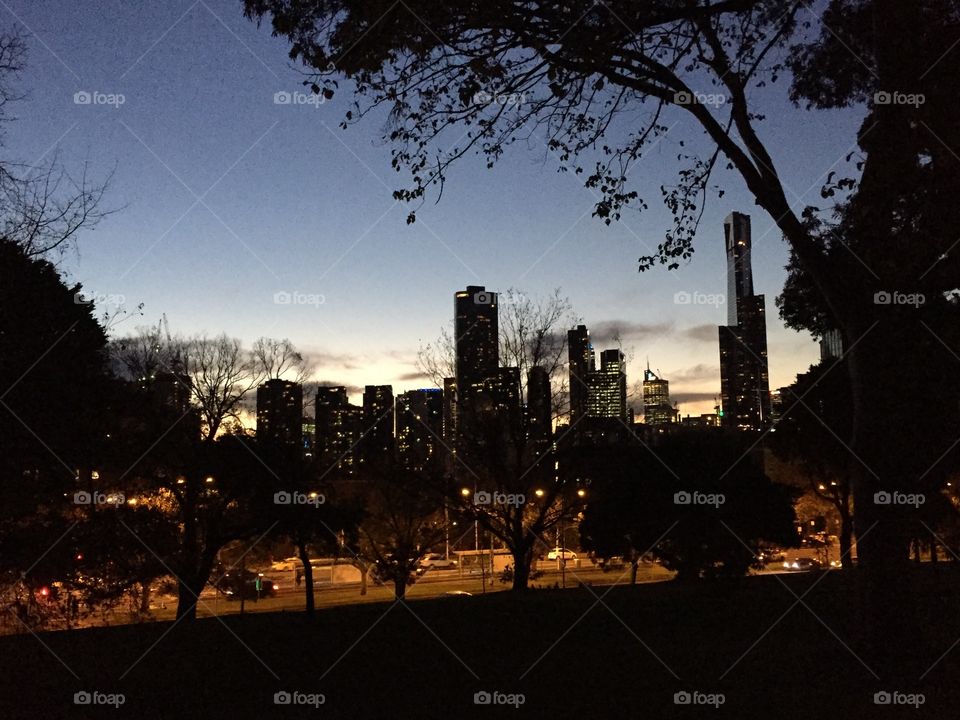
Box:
769;361;855;566
0;30;112;258
451;395;586;591
252;336;312;382
351;465;447;600
581;431;798;581
183;333;263;441
0;239;167;628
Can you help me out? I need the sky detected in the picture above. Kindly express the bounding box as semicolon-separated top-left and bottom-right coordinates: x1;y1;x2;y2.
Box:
8;0;864;415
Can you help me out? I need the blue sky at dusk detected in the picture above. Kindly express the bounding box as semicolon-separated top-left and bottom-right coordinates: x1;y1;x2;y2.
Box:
10;0;863;414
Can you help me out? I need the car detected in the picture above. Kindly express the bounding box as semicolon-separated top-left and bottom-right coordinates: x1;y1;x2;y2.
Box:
417;553;458;574
214;569;279;600
270;557;299;572
441;590;473;598
546;549;578;561
782;557;821;572
757;549;785;564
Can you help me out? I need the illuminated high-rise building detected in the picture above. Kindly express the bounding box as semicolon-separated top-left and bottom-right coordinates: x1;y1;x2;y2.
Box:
567;324;594;426
526;365;552;453
361;385;395;466
587;349;627;420
454;286;499;406
396;388;444;472
718;212;771;431
256;379;303;447
315;386;362;474
642;365;675;425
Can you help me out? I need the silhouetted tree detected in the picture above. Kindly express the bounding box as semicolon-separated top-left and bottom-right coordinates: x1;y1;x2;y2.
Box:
581;432;798;581
769;361;855;566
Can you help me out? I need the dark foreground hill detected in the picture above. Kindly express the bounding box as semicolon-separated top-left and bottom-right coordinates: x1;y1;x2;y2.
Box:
1;568;958;719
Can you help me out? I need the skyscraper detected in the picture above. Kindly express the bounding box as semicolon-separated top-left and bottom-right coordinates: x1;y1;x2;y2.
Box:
315;386;362;474
256;379;303;447
396;388;444;472
719;212;771;431
361;385;395;466
588;349;627;419
526;365;552;453
725;211;753;326
454;286;499;406
642;365;674;425
567;324;594;426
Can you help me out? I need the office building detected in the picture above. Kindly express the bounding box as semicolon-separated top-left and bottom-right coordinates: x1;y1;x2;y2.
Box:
256;379;303;447
361;385;395;466
718;212;771;431
587;349;627;419
642;365;675;425
396;388;444;472
567;324;594;426
315;386;362;474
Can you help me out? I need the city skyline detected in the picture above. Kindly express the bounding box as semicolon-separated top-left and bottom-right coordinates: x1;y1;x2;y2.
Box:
6;0;843;417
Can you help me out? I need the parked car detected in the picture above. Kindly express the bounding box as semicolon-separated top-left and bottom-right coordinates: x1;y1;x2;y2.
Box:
214;569;278;600
441;590;473;598
416;553;458;574
782;557;821;572
757;549;785;564
546;549;578;561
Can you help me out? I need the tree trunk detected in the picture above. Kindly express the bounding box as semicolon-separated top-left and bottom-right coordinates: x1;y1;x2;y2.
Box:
139;583;151;615
175;573;207;621
838;508;853;569
297;540;315;616
630;559;639;585
394;576;407;600
509;539;535;592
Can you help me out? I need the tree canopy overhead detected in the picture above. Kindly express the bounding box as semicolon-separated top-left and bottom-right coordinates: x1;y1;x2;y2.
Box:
245;0;819;267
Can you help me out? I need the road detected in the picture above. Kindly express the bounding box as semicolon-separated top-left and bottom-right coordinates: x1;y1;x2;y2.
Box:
140;561;676;621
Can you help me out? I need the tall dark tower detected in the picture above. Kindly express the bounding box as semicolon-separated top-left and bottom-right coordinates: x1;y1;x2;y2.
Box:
315;386;362;475
567;324;594;425
724;211;753;326
454;286;499;405
361;385;395;465
256;379;303;447
526;366;552;453
719;212;771;431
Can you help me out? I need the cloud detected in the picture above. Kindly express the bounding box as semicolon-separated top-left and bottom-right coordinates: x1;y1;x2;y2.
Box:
588;320;673;347
683;324;718;343
395;371;431;382
667;363;718;384
671;391;719;405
